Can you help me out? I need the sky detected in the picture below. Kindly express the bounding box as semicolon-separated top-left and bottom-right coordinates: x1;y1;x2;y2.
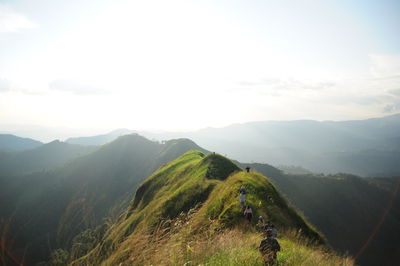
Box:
0;0;399;140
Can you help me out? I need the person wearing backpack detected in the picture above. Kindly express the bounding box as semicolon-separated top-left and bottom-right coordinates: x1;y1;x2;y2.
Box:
259;229;281;265
256;215;265;231
244;205;253;222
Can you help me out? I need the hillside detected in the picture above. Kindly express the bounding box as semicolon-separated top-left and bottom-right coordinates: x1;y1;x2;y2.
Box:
69;151;350;265
245;163;400;266
0;134;43;151
1;134;396;265
0;134;207;265
0;140;97;175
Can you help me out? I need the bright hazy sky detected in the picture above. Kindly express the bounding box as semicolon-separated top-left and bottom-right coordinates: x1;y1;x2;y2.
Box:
1;0;400;138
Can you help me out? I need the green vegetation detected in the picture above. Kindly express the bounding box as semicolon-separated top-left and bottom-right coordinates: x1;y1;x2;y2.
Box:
248;165;400;266
70;151;348;265
0;135;206;265
2;132;395;265
199;229;350;266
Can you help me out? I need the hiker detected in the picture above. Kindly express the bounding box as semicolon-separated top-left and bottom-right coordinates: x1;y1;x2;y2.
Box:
245;166;251;173
262;221;272;237
239;185;246;194
259;229;281;265
270;224;278;239
258;215;265;224
239;191;246;208
256;215;265;231
244;205;253;222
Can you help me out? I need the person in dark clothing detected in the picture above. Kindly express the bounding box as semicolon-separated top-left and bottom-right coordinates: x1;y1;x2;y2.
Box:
256;215;265;231
244;205;253;222
262;221;272;235
245;166;251;173
259;229;280;265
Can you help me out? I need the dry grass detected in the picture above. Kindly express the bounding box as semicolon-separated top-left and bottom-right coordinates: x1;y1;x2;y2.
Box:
276;229;353;266
70;152;354;266
93;211;353;266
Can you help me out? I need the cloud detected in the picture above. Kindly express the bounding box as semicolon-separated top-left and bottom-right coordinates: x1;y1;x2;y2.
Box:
388;88;400;96
0;78;12;92
369;54;400;78
0;5;37;33
230;69;400;121
383;102;400;113
49;79;106;95
330;94;394;106
237;79;281;87
0;78;47;95
234;78;335;97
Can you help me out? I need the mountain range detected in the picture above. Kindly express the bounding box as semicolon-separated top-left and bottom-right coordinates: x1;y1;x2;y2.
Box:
7;115;397;177
1;117;400;265
0;134;42;151
0;140;97;175
63;114;400;177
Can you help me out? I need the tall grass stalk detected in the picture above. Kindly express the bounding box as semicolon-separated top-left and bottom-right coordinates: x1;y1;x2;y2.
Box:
98;214;353;266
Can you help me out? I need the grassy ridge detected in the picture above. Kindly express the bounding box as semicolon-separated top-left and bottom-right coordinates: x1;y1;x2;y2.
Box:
196;171;323;242
71;151;349;265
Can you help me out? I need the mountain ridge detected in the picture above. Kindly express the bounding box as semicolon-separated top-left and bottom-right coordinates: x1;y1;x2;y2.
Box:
0;134;43;151
0;140;97;175
1;133;398;265
51;114;400;176
71;151;340;265
0;134;208;265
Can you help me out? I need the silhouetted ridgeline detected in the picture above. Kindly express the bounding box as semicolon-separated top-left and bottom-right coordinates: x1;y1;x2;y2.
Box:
49;115;400;176
65;128;134;146
0;134;42;151
140;114;400;177
0;140;97;175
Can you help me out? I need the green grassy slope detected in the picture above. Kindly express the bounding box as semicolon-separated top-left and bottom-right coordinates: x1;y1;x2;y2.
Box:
72;151;341;265
0;134;207;265
245;162;400;266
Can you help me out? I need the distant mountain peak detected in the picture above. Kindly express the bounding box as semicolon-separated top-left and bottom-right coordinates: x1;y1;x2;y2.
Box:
108;128;136;135
0;134;42;151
